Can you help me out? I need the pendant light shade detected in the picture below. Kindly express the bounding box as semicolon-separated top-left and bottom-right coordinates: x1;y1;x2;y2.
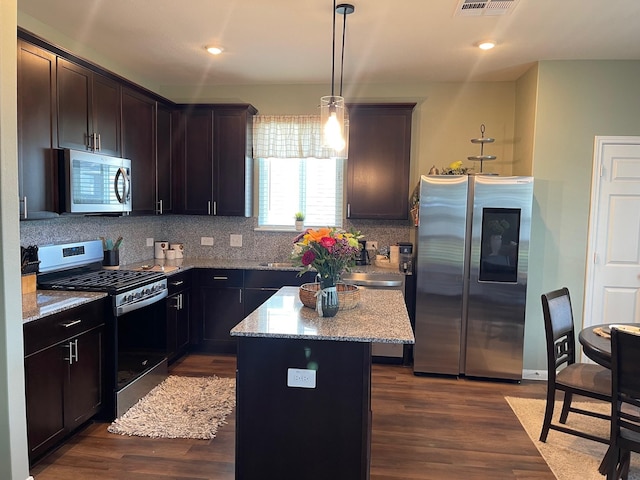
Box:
321;2;354;155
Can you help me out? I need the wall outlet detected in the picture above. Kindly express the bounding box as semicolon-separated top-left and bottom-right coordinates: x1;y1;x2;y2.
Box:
146;238;154;247
287;368;316;389
230;234;243;247
201;236;214;246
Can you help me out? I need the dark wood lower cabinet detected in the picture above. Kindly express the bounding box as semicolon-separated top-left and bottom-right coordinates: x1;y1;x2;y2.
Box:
166;271;191;363
192;269;317;354
236;337;372;480
23;300;105;464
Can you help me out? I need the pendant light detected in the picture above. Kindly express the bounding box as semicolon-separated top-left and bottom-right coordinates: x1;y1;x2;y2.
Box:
321;2;354;154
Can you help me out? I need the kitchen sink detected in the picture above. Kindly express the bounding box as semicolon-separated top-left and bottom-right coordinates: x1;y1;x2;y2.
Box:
341;272;404;288
258;262;296;268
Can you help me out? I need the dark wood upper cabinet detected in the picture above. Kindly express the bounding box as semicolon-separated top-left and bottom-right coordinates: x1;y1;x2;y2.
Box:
121;87;156;214
346;103;415;220
156;103;174;214
57;58;121;156
214;107;255;217
17;39;58;219
174;104;256;216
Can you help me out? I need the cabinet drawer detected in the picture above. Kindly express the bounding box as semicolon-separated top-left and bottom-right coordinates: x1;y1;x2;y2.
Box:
244;269;316;288
24;299;105;356
167;270;192;295
196;269;243;288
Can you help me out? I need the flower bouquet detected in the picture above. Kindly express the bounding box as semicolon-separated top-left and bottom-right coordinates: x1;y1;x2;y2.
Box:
291;227;362;317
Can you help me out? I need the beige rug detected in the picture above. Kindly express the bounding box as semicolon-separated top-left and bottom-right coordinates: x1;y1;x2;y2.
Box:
108;375;235;439
506;396;639;480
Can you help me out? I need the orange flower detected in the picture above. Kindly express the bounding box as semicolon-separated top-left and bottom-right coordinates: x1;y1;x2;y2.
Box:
303;227;332;244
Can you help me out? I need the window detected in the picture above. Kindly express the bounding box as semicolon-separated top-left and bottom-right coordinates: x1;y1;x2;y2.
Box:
257;157;344;228
253;115;346;229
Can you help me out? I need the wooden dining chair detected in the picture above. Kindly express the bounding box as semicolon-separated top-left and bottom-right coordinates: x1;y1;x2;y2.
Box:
539;287;611;444
607;327;640;479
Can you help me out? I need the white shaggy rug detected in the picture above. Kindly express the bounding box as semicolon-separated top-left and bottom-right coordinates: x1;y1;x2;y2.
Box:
108;375;235;439
506;396;639;480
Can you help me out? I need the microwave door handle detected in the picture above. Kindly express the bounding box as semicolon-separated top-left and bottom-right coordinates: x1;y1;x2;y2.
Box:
114;167;130;204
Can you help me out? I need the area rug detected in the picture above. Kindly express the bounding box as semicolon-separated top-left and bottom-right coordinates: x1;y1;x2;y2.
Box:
108;375;235;439
506;396;640;480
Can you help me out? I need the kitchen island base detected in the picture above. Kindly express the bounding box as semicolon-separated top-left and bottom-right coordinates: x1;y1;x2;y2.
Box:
236;336;371;480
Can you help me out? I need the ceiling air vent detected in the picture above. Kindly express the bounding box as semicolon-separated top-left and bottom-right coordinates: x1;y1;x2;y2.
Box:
454;0;520;17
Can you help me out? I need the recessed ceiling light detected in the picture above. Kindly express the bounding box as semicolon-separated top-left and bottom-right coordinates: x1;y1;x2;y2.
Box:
477;40;496;50
206;46;224;55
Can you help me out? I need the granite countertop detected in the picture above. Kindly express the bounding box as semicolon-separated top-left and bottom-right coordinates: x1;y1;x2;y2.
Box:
126;257;405;276
22;291;107;324
24;258;406;324
231;286;415;344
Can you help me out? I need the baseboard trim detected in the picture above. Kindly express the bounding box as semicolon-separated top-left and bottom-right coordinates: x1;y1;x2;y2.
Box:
523;369;547;381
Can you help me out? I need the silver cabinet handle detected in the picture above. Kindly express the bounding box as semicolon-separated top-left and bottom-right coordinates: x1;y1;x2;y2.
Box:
65;339;79;365
213;276;228;280
61;319;82;328
178;293;183;310
239;289;242;303
213;201;217;216
347;203;351;218
97;133;101;152
170;280;184;286
157;199;164;215
20;196;28;219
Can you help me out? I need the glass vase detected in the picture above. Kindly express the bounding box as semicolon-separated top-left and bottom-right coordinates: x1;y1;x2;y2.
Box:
317;276;340;318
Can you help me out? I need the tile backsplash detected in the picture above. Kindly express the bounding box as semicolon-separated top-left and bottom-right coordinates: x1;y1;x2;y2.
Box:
20;216;413;266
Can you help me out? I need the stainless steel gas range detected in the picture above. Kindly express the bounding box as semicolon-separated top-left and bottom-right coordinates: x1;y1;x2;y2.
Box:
37;240;169;419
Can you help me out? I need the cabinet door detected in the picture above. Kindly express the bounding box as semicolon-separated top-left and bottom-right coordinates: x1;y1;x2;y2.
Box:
17;40;58;218
57;58;92;151
24;343;65;462
214;107;254;216
181;108;213;214
167;290;190;363
92;73;121;156
64;326;104;431
122;88;156;214
346;104;415;220
200;287;243;353
157;103;173;214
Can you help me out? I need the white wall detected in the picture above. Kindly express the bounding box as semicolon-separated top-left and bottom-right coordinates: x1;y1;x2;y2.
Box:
1;1;31;478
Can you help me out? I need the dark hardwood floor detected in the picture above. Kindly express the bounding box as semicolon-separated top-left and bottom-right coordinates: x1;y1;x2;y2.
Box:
30;354;553;479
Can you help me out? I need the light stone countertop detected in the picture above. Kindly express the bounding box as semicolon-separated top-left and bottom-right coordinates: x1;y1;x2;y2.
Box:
24;258;406;323
22;291;107;324
231;286;415;344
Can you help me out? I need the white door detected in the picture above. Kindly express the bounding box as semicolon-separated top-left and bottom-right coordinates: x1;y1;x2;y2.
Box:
584;137;640;341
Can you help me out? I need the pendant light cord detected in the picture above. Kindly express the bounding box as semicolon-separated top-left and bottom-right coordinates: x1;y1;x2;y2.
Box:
339;6;347;96
331;0;337;98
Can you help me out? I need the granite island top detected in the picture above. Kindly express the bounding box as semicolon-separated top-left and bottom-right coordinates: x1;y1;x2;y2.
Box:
231;286;415;344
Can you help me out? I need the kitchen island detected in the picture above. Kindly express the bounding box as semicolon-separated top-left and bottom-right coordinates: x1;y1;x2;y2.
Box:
230;286;414;480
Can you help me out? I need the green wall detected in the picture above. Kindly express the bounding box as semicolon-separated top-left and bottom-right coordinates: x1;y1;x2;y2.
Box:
1;1;31;478
522;60;640;371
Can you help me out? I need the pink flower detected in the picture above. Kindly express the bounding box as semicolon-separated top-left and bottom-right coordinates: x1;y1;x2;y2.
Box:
319;236;336;250
301;250;316;266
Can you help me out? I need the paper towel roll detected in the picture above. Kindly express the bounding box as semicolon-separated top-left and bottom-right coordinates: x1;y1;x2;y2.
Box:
154;241;169;259
389;245;400;265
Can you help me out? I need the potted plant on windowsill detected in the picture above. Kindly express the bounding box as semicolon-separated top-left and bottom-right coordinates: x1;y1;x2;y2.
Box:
294;212;305;231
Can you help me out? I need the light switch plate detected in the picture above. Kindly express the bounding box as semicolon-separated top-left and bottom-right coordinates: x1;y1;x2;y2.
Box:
201;237;214;246
230;234;242;247
287;368;316;388
146;238;154;247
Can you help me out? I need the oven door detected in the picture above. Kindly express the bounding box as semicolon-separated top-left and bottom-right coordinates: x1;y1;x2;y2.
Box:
112;294;168;418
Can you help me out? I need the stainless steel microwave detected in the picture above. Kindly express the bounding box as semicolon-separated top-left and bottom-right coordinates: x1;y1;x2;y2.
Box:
59;149;132;214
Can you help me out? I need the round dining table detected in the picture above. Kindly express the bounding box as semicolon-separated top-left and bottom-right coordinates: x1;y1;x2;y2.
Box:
578;323;616;368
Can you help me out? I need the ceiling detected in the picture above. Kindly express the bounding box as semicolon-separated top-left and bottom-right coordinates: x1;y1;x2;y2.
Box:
17;0;640;88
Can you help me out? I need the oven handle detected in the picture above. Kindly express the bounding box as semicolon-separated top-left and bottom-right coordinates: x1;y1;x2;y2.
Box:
116;288;168;316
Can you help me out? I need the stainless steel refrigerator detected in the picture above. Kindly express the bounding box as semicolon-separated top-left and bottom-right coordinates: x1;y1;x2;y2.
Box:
413;174;534;380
